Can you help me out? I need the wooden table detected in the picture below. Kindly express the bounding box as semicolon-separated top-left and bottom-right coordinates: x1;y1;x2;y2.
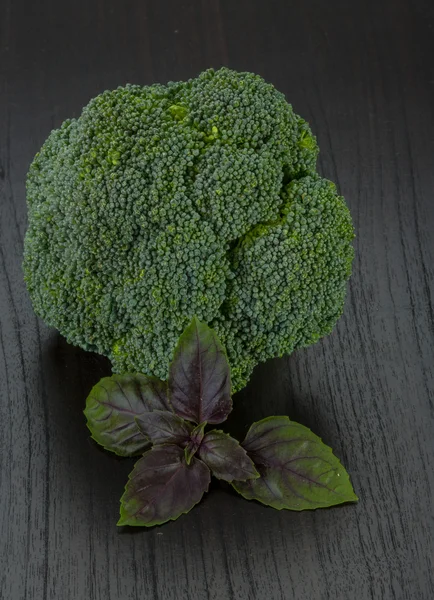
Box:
1;1;433;598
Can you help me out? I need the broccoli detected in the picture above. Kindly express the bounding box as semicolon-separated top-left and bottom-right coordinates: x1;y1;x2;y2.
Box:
23;67;354;392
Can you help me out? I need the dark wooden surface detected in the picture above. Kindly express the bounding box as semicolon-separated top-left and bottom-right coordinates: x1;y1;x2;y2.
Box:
1;1;433;598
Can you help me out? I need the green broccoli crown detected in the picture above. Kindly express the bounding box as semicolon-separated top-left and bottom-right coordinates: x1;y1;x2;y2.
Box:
24;67;354;391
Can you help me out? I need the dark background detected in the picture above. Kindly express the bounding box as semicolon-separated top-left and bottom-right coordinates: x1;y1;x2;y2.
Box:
1;0;433;598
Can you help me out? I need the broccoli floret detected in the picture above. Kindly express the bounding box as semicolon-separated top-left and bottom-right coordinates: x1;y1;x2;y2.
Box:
23;67;353;392
214;175;354;383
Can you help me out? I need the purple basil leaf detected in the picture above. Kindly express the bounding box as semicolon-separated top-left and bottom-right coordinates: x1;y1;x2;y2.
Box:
169;317;232;424
84;374;170;456
233;416;358;510
184;422;206;465
135;410;193;446
118;445;211;527
199;430;259;482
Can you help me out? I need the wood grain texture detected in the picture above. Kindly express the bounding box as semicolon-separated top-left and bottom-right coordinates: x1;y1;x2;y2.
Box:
0;0;433;598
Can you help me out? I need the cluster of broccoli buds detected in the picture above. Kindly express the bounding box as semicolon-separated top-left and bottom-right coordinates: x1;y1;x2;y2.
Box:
24;67;354;391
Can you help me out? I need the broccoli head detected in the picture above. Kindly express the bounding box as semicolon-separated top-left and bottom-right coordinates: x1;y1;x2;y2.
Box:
23;67;354;392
